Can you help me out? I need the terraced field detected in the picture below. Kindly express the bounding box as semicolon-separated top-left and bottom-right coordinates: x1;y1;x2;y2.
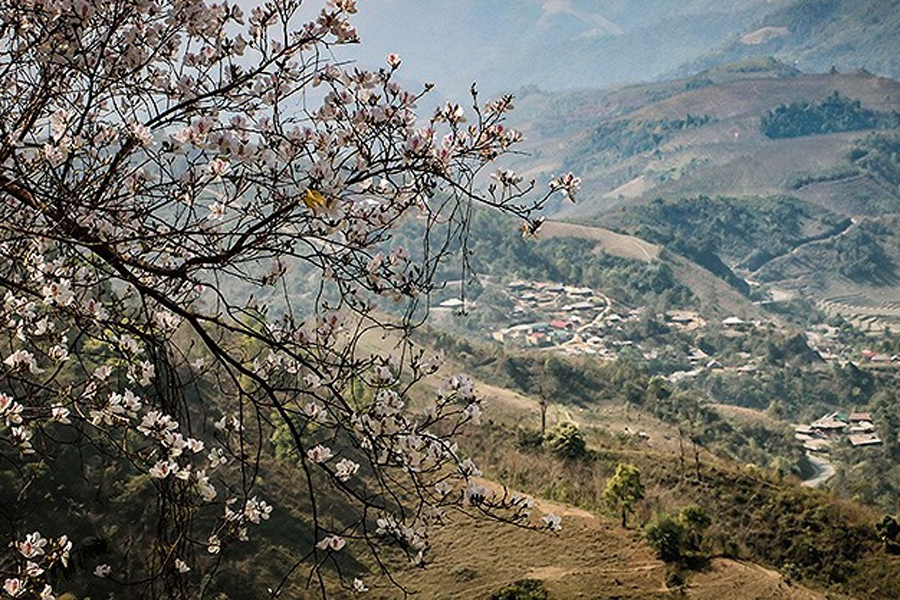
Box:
512;69;900;223
819;291;900;332
752;216;900;331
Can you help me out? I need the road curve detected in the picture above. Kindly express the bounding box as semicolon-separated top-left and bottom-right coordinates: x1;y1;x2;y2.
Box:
801;453;835;488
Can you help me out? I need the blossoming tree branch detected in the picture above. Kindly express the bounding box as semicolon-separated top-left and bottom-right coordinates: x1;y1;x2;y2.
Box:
0;0;579;597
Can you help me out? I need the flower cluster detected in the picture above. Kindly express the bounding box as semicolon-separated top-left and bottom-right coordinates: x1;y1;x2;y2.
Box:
549;172;582;202
3;532;72;599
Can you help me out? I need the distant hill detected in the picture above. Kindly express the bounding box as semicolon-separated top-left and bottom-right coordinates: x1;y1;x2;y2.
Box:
344;0;777;99
500;65;900;329
755;216;900;332
340;0;900;104
680;0;900;79
508;66;900;219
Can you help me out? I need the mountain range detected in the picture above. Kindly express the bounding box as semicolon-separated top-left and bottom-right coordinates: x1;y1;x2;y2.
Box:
345;0;900;102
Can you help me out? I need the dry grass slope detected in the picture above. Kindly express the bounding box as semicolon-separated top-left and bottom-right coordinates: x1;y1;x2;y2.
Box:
373;497;829;599
539;221;661;263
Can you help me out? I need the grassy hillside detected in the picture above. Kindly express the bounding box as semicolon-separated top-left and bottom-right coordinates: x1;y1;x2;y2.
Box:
755;216;900;331
595;196;848;272
434;420;898;599
408;208;773;343
387;325;900;599
507;68;900;220
388;490;831;600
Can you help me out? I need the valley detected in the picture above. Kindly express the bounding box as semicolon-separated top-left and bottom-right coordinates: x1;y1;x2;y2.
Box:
269;57;900;595
377;50;900;598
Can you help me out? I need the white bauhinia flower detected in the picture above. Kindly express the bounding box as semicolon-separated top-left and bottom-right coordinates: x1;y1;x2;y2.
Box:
334;458;360;482
3;578;24;598
208;201;227;220
316;535;346;552
542;513;562;532
18;531;47;558
93;564;112;578
149;460;178;479
51;404;71;423
307;444;333;463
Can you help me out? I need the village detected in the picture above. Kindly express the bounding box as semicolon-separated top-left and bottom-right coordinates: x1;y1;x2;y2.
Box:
794;411;883;453
804;324;900;366
462;278;900;378
465;278;768;374
484;279;635;358
434;276;895;480
471;279;746;360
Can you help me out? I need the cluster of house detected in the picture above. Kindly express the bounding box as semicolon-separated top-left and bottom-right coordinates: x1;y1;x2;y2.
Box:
489;280;644;356
720;316;757;332
794;411;882;452
665;317;762;383
804;324;900;366
506;280;599;311
665;311;706;331
492;320;576;348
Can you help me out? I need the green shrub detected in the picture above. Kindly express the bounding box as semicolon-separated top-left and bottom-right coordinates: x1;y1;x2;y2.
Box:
605;463;645;527
678;505;711;551
545;422;587;459
644;512;685;562
490;579;549;600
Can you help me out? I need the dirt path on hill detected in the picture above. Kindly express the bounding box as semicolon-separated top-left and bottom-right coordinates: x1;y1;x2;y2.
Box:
750;217;856;276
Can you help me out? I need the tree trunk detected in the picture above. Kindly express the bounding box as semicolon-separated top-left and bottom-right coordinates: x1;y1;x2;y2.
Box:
540;399;547;436
693;439;702;481
621;507;627;528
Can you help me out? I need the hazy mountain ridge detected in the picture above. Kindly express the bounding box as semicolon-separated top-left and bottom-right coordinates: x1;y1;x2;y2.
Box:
348;0;900;103
346;0;778;98
680;0;900;79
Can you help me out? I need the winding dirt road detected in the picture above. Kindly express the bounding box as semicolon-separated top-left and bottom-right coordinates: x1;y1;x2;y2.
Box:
801;453;836;488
